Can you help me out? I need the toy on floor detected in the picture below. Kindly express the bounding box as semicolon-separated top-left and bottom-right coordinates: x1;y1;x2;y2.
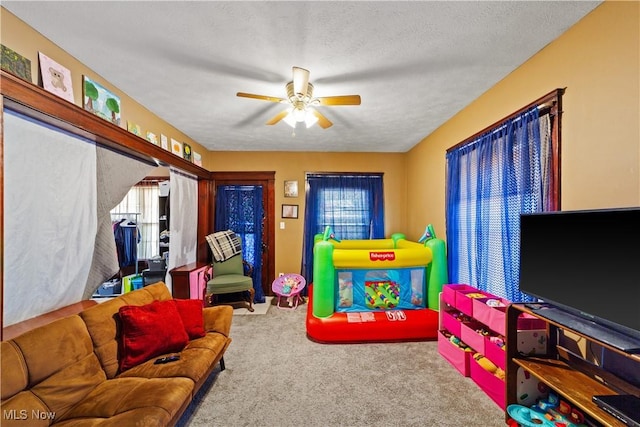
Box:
306;225;448;343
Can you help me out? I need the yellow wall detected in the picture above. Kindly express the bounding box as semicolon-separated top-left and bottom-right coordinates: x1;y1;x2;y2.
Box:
406;1;640;242
206;151;407;275
0;9;209;159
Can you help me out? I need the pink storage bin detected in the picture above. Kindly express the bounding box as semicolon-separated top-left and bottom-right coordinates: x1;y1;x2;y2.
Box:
441;309;463;337
437;330;471;377
470;355;506;410
448;284;488;316
484;335;506;371
472;297;510;335
460;321;485;353
442;284;461;307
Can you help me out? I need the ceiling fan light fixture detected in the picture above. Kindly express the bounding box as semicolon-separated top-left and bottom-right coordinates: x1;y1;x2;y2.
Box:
283;107;297;128
304;110;319;128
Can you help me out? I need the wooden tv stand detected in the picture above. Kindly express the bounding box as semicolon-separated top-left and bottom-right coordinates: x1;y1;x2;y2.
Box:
505;304;640;426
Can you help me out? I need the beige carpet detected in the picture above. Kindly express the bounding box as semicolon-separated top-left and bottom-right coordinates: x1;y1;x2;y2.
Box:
232;297;273;315
178;303;506;427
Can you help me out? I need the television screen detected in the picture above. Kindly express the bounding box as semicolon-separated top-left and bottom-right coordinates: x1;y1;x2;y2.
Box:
519;207;640;344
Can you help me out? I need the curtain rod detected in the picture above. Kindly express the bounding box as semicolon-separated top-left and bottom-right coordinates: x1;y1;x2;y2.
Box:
446;88;564;154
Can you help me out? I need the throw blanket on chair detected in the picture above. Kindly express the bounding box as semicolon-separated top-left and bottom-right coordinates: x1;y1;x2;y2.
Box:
206;230;242;262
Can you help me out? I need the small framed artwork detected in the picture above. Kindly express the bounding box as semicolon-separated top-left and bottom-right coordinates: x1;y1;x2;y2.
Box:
39;52;74;103
193;151;202;166
127;121;142;137
1;44;32;83
146;131;159;145
282;204;299;219
83;75;121;126
284;180;298;197
183;142;192;162
171;138;182;156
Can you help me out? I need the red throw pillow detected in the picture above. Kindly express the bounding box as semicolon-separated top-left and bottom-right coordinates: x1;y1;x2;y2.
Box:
118;300;189;371
173;299;206;339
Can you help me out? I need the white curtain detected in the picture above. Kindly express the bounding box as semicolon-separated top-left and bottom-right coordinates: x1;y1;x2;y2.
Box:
4;111;97;325
83;147;154;299
165;168;198;292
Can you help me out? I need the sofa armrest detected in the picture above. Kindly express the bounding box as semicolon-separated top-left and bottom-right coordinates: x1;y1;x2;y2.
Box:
203;305;233;337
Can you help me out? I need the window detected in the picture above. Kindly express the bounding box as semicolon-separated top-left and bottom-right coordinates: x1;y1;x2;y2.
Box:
111;181;160;260
301;173;385;283
445;89;562;301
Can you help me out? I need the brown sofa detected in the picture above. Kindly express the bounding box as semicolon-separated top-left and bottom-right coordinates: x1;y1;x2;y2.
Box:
1;282;233;427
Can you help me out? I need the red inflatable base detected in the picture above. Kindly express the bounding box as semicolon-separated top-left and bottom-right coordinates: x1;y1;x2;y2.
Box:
305;284;440;343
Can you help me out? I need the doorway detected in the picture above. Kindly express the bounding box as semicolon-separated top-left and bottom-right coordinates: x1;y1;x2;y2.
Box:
211;172;275;298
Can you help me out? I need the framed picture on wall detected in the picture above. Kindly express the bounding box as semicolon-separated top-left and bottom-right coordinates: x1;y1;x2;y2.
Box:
282;204;298;219
284;180;298;197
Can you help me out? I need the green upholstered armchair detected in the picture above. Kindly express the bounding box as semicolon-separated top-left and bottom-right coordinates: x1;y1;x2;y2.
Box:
204;254;255;312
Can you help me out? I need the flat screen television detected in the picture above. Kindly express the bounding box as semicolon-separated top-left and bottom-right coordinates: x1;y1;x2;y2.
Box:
518;207;640;351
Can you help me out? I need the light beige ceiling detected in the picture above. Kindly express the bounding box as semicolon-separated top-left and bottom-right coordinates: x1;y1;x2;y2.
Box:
4;1;601;152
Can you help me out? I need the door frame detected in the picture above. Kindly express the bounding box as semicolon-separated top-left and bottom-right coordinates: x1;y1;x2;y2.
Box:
210;171;275;297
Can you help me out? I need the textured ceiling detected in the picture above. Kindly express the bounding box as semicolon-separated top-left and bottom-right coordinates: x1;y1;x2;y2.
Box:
4;1;601;152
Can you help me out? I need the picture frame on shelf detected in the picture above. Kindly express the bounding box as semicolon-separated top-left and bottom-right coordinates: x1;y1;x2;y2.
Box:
284;180;298;197
193;151;202;167
1;44;32;83
183;142;192;162
146;131;159;145
38;52;74;103
171;138;182;156
282;204;299;219
83;75;121;126
127;121;142;137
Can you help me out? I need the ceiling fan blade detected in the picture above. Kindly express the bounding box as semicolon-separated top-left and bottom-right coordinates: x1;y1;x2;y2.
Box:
317;95;361;106
312;109;333;129
292;67;310;97
237;92;286;103
266;110;290;125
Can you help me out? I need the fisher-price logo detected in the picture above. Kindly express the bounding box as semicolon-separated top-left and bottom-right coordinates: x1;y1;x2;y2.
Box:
369;251;395;261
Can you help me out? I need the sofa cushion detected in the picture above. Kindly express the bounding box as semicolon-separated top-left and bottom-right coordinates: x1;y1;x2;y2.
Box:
118;300;189;372
117;332;231;386
54;376;193;427
1;315;106;422
80;282;173;378
173;299;206;339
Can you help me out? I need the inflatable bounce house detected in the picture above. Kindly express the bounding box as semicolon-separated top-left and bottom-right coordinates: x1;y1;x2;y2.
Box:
306;225;448;343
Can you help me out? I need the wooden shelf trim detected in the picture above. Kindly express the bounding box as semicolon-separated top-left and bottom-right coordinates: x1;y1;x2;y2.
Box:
0;70;209;179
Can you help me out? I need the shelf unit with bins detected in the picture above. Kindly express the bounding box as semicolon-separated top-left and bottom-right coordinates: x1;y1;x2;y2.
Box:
505;304;640;427
439;284;546;410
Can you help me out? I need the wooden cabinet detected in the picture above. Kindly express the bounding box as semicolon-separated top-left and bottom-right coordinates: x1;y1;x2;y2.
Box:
169;262;210;299
506;304;640;426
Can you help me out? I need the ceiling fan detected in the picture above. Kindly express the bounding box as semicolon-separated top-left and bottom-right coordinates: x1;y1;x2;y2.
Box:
237;67;361;129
